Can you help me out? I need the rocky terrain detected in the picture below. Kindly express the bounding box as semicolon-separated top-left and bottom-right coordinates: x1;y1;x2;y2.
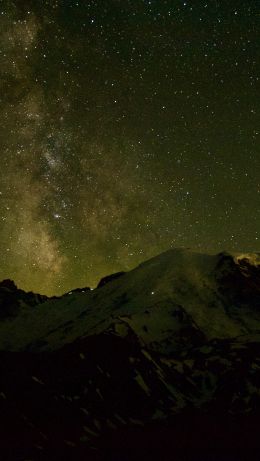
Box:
0;248;260;460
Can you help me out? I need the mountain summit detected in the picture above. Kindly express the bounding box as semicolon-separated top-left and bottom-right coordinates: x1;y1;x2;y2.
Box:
1;248;260;352
0;248;260;460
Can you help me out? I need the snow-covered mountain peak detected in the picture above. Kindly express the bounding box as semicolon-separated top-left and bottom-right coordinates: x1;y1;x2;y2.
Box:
0;248;259;353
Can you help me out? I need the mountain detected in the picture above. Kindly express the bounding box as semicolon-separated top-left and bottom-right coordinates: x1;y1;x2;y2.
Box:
0;248;260;460
0;278;49;320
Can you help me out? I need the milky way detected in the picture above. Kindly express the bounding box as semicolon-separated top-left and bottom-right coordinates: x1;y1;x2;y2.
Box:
0;1;259;295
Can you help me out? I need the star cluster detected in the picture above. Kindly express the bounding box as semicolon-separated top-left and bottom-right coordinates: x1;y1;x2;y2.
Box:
0;0;259;295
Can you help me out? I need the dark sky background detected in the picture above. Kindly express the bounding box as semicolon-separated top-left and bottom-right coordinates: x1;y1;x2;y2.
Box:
0;0;259;295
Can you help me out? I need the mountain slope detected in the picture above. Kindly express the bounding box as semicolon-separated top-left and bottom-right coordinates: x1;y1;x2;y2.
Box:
0;248;260;460
0;248;260;352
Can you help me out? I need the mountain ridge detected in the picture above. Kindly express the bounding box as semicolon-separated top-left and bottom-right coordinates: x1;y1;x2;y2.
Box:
0;248;260;352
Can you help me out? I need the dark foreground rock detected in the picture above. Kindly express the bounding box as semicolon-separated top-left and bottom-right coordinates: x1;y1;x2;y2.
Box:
1;330;260;460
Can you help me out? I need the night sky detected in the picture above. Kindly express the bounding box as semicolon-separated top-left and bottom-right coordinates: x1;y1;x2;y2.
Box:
0;0;259;295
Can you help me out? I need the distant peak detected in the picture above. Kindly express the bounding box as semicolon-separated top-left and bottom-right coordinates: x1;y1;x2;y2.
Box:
0;279;17;290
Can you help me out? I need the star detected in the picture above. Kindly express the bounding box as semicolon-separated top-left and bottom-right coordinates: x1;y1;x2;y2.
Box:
0;0;258;295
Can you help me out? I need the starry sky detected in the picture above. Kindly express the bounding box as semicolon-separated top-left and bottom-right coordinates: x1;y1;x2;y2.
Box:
0;0;259;295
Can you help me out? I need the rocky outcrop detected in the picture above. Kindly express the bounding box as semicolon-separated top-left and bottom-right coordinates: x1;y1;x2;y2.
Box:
0;278;49;320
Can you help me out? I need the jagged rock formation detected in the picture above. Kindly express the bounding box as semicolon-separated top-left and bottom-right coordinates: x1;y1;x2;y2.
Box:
0;278;49;320
0;248;260;460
